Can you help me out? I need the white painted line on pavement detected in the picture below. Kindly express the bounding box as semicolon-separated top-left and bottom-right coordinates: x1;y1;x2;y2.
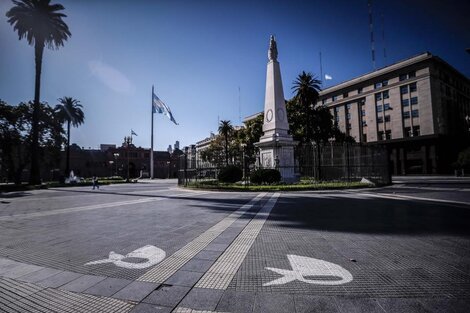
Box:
0;191;212;222
137;192;267;283
352;191;470;207
195;193;280;290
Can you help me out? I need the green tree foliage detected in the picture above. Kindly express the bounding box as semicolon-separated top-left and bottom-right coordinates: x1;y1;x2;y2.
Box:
457;147;470;169
218;120;233;166
55;97;84;176
0;100;65;184
287;71;354;145
6;0;71;184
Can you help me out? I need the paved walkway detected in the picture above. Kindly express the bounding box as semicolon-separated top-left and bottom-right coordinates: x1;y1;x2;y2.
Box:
0;181;469;312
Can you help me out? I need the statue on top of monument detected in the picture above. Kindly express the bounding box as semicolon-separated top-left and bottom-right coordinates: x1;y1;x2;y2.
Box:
268;35;278;61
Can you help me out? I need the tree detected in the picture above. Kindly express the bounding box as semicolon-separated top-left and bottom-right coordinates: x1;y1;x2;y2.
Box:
55;97;84;176
218;120;233;166
290;71;322;143
0;100;65;184
6;0;71;184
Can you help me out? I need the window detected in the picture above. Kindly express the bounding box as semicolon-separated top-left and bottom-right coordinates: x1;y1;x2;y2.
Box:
385;130;392;140
335;115;340;122
412;125;420;136
410;97;418;105
404;127;412;137
322;98;327;105
347;113;351;120
400;85;408;94
362;120;367;126
377;116;384;123
408;71;416;78
361;110;366;116
376;104;383;112
399;74;407;81
382;80;389;87
385;115;391;122
362;133;367;142
358;87;363;94
402;98;410;106
334;106;340;113
403;111;410;119
347;123;352;130
412;109;419;117
375;93;382;101
343;92;349;98
332;95;337;101
383;90;389;99
384;103;391;110
409;82;417;92
346;103;352;110
378;131;384;140
375;82;382;89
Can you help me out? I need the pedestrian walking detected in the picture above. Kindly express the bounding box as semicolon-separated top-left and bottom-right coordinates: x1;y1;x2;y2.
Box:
92;176;99;190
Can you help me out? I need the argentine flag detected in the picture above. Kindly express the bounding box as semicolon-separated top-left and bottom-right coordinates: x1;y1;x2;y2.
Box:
152;91;178;125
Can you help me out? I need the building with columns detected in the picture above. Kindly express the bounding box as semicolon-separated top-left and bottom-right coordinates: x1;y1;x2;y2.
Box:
318;52;470;175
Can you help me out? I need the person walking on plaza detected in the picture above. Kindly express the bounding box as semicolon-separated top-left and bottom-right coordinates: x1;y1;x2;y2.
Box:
92;176;99;190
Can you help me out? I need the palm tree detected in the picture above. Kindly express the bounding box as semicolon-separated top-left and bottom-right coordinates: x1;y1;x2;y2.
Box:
291;71;322;142
55;97;84;177
6;0;71;184
218;120;233;166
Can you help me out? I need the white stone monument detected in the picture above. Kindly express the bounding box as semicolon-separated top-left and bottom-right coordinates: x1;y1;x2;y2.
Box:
255;35;297;182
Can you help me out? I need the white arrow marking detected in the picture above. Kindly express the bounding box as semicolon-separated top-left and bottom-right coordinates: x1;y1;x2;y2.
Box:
85;245;166;269
264;254;353;286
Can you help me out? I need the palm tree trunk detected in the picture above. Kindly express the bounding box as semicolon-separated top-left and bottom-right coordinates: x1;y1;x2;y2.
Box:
65;120;71;176
29;41;44;185
224;135;229;166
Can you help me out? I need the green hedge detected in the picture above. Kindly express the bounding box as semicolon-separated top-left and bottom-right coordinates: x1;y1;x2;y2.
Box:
218;165;243;183
250;169;281;185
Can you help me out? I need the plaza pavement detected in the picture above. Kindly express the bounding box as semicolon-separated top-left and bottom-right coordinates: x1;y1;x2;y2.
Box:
0;178;469;312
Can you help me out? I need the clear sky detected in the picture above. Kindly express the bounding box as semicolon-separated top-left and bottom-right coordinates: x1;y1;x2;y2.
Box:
1;0;469;151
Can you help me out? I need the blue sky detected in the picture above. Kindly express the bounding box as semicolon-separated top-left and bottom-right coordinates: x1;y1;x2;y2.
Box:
1;0;469;151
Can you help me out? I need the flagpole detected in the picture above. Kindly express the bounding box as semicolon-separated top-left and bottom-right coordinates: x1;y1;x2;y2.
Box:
150;85;154;179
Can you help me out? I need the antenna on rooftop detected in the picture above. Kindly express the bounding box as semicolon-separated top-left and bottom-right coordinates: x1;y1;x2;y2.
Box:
238;86;241;123
368;0;376;70
381;13;387;62
319;51;323;88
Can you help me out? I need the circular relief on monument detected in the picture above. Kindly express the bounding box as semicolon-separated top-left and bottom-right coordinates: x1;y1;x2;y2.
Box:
277;108;285;122
266;109;273;122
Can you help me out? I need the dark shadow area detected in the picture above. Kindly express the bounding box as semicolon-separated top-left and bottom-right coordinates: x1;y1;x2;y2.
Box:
0;191;32;199
274;196;470;235
191;193;470;235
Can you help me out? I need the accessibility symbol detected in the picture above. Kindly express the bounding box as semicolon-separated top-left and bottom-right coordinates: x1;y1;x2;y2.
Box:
85;245;166;269
263;254;353;286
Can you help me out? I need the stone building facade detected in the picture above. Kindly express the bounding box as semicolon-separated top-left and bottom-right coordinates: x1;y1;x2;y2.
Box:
318;52;470;174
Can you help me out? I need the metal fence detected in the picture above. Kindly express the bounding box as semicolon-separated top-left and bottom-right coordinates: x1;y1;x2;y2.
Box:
178;143;390;186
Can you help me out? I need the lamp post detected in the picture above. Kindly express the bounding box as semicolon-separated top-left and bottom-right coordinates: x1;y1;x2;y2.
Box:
113;153;119;176
167;160;171;179
124;136;132;182
240;143;246;184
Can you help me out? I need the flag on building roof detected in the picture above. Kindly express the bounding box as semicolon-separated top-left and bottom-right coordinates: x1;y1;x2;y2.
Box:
131;129;138;136
325;74;333;80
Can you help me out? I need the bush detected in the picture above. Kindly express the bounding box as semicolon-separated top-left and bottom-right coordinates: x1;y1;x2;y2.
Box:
218;165;243;183
250;169;281;185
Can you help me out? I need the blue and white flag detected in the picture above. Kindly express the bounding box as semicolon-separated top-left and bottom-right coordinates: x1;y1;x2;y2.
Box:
152;92;165;114
131;129;138;136
152;91;178;125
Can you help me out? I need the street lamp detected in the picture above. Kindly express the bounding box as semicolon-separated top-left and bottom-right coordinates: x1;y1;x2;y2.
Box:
167;160;171;179
124;136;132;182
113;153;119;176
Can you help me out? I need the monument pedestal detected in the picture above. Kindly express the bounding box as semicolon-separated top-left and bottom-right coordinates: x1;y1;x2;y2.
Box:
256;134;297;183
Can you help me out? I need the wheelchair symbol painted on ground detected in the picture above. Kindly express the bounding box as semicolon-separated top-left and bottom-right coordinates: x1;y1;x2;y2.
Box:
264;254;353;286
85;245;165;269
